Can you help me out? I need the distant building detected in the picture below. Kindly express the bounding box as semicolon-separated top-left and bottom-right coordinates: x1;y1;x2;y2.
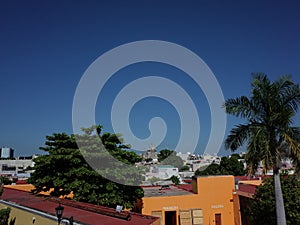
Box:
176;152;190;162
187;154;221;172
1;147;14;158
146;165;179;181
0;157;35;178
142;145;158;162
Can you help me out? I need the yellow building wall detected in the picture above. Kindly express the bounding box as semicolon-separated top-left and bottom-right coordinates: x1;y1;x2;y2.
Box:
232;193;241;225
0;203;57;225
142;176;236;225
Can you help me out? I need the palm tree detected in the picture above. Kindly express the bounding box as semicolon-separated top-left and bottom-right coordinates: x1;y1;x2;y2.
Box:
224;74;300;225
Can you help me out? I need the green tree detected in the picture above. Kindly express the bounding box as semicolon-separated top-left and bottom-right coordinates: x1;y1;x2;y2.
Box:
157;149;174;162
160;153;183;169
247;175;300;225
195;163;221;176
28;126;144;209
0;208;11;225
224;74;300;225
170;175;180;185
179;165;190;172
194;156;244;176
145;158;153;163
0;176;12;185
75;125;144;186
0;192;16;225
219;156;244;175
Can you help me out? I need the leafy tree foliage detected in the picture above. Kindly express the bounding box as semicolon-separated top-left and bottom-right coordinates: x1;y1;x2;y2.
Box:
195;163;221;176
224;74;300;225
28;126;144;209
157;149;174;162
0;188;16;225
0;185;3;197
170;175;180;185
247;175;300;225
195;156;244;176
161;154;184;169
158;149;184;169
144;158;153;163
0;207;15;225
219;155;244;175
179;165;190;172
0;176;12;185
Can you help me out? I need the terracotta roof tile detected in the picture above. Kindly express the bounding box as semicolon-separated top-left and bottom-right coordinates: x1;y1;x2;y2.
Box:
1;188;157;225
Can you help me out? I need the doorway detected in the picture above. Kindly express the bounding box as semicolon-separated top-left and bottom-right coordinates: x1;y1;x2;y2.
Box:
215;213;222;225
165;211;176;225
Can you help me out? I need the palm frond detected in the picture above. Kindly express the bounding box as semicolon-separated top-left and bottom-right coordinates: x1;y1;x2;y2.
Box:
224;96;258;120
281;131;300;160
225;124;252;151
281;84;300;112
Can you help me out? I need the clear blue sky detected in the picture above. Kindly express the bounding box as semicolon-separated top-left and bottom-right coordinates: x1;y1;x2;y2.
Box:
1;0;300;156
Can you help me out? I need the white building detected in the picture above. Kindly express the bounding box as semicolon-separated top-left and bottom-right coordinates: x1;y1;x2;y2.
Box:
142;145;158;163
186;153;221;172
0;157;35;178
1;147;14;158
176;152;190;162
146;165;179;180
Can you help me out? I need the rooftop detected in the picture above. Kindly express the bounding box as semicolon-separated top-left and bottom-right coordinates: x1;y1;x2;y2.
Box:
237;179;263;198
238;180;263;186
143;184;194;198
1;186;157;225
155;165;176;168
4;184;74;198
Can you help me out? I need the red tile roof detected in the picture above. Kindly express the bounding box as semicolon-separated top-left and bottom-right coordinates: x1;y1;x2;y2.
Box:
234;175;270;181
176;184;193;193
238;183;257;196
1;188;157;225
15;180;27;185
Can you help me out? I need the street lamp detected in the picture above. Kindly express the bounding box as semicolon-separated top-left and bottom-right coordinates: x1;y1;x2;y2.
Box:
55;204;74;225
55;204;64;225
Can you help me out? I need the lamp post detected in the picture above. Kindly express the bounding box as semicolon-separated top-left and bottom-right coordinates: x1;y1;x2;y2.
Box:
55;204;64;225
55;204;73;225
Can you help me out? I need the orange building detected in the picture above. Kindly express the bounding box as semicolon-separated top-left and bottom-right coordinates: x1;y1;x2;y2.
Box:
142;175;237;225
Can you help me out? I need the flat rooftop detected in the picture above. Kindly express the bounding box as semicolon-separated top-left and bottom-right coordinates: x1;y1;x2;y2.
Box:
143;185;194;198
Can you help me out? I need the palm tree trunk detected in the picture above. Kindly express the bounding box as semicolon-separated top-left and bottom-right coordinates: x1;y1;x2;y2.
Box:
274;170;286;225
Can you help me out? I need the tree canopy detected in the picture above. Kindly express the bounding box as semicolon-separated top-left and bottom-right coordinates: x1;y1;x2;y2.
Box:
247;175;300;225
157;149;174;162
0;186;15;225
0;176;12;185
158;149;183;169
194;155;244;176
195;163;221;176
28;126;144;209
0;208;15;225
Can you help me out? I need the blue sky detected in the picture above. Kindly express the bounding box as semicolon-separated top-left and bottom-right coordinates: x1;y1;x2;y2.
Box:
1;0;300;156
